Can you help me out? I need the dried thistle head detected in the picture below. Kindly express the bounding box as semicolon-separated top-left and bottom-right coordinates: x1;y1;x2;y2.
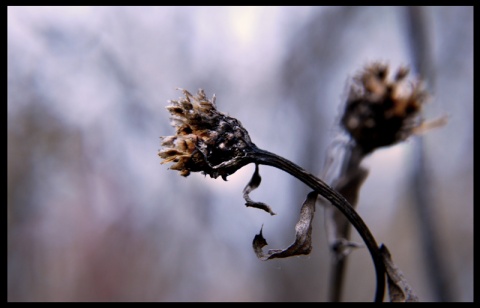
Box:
341;62;428;154
159;89;255;179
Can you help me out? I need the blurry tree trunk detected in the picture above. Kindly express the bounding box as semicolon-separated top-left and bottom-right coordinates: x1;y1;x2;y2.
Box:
403;6;453;302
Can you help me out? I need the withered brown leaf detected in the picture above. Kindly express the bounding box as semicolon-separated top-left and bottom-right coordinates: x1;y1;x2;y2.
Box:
243;164;276;215
253;191;317;260
380;244;419;302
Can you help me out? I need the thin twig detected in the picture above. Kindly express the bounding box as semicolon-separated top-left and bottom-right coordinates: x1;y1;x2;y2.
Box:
325;143;368;301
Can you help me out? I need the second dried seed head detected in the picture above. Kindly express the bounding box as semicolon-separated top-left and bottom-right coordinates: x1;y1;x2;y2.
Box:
341;63;428;154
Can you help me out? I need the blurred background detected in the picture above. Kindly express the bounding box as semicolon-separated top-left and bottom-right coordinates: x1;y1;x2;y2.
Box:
7;6;473;302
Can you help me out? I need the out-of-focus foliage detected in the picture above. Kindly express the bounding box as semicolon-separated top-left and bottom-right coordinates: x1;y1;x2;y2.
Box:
8;6;472;301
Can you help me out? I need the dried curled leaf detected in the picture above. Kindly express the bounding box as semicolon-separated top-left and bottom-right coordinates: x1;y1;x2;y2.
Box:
380;244;419;302
253;191;317;260
243;164;276;215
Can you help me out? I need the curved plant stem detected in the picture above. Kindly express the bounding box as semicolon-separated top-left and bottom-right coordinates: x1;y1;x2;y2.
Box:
250;146;385;302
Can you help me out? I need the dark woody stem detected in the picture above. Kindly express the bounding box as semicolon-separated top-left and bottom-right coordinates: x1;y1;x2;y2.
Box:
249;146;385;302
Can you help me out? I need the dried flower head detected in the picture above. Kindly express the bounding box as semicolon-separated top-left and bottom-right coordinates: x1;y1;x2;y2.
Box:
159;89;255;179
341;62;428;154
